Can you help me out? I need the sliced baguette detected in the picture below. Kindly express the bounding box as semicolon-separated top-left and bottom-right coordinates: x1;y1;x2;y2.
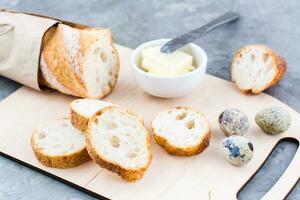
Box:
231;45;286;94
152;107;210;156
86;107;152;182
70;98;116;132
31;118;90;168
40;24;120;98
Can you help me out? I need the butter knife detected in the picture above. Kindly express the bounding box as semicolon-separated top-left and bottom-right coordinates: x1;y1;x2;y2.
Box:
160;12;240;54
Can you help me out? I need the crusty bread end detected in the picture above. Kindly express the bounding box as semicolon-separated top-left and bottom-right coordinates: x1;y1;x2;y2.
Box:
231;45;286;94
40;24;120;98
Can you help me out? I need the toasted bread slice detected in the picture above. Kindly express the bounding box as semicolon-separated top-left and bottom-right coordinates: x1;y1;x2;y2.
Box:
70;98;116;132
231;45;286;94
152;107;210;156
31;118;90;168
86;107;152;182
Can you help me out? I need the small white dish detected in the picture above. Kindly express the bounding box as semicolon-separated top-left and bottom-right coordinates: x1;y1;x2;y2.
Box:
131;39;207;98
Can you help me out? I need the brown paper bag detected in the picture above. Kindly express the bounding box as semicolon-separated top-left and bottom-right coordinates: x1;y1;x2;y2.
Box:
0;9;58;90
0;9;90;91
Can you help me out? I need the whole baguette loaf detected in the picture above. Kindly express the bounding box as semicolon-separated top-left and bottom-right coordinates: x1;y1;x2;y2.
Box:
39;24;120;98
231;45;286;94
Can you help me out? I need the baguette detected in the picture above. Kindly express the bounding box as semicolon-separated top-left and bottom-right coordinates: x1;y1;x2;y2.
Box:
86;107;152;182
39;54;77;96
152;107;210;156
70;98;116;132
231;45;286;94
39;24;120;98
31;118;90;168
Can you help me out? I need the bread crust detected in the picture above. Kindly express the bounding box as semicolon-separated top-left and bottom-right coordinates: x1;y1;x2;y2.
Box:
41;24;86;96
40;24;120;98
86;107;152;182
231;45;287;94
39;53;78;96
38;26;59;90
31;130;90;168
152;106;211;156
70;107;89;132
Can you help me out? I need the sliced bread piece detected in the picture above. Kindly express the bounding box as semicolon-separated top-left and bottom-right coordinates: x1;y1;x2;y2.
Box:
70;98;116;132
31;118;90;168
231;45;286;94
86;107;152;182
152;107;210;156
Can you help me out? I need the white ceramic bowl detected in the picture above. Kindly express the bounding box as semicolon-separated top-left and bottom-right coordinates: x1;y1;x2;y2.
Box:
131;39;207;98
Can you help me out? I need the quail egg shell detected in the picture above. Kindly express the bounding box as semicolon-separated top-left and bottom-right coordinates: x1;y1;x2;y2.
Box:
222;136;253;166
218;108;250;136
255;106;291;135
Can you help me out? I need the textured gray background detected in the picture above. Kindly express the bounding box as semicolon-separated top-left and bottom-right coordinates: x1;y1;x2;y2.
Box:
0;0;299;199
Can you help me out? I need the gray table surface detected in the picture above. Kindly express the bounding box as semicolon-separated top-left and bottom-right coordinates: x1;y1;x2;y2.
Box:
0;0;299;199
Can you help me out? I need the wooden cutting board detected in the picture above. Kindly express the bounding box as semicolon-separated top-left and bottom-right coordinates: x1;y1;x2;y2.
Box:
0;45;299;200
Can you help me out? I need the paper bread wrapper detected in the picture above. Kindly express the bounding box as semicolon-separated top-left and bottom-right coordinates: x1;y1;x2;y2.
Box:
0;9;89;91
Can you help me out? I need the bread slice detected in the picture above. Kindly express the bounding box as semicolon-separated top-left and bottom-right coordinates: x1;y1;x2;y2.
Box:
231;45;286;94
152;106;210;156
70;98;116;132
40;24;120;98
31;118;90;168
86;107;152;182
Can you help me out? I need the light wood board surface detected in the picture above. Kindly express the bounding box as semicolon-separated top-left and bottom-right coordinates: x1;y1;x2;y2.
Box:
0;45;299;200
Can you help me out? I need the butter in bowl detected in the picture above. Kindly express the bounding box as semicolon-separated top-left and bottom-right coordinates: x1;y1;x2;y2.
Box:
131;39;207;98
141;46;195;76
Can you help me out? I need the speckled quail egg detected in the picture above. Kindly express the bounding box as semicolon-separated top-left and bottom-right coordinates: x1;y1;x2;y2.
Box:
255;106;291;135
222;136;254;166
218;108;250;136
